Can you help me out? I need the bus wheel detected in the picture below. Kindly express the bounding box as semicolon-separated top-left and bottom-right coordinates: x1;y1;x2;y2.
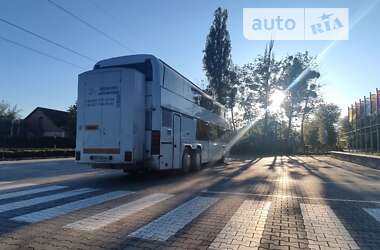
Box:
192;149;202;171
181;148;192;173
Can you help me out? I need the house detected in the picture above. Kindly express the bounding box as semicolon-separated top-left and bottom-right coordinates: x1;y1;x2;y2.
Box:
23;107;69;138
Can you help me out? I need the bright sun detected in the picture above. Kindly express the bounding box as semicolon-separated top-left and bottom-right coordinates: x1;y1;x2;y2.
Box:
269;90;286;113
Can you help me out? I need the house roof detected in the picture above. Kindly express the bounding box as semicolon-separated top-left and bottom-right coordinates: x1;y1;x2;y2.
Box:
24;107;68;128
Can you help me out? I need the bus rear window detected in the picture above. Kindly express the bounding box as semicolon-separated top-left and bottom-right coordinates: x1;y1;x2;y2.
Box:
94;60;153;81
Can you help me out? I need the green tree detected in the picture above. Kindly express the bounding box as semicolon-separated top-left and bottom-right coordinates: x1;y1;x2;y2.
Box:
66;104;77;138
239;41;280;130
338;116;352;149
299;79;321;150
254;41;280;136
0;101;20;136
280;52;320;144
304;120;321;151
203;7;231;105
315;103;341;148
239;63;258;125
226;65;239;131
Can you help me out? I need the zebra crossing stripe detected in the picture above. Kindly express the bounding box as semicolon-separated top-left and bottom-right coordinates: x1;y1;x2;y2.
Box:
209;200;271;249
363;208;380;222
300;204;359;249
0;185;67;201
0;181;13;185
65;193;173;231
129;196;218;241
0;188;96;213
12;190;131;223
0;183;37;191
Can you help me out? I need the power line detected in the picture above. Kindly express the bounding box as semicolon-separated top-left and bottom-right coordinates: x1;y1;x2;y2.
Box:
87;0;137;38
48;0;136;53
0;17;96;62
0;35;86;70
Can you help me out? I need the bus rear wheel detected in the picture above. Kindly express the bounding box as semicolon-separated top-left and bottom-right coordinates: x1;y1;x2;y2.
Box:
181;148;192;173
192;149;202;171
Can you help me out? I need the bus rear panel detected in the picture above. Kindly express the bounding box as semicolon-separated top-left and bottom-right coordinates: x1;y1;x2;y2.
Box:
76;68;146;168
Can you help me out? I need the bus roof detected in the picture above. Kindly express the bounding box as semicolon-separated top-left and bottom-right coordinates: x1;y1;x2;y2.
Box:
94;54;225;111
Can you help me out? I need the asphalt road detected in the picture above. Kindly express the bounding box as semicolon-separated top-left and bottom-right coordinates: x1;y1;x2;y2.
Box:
0;155;379;250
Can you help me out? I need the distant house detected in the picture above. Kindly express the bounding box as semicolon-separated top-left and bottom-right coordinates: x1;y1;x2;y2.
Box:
23;107;69;138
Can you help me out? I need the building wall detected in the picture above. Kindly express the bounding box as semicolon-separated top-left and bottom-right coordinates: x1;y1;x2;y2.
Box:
24;110;66;137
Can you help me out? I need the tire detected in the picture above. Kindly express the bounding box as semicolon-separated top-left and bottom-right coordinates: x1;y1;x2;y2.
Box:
191;149;202;171
181;148;192;173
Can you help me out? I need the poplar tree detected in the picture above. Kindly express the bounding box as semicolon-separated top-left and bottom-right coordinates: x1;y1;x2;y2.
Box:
203;7;232;106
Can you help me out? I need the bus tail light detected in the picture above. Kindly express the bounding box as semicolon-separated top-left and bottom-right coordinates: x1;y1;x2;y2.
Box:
75;151;81;161
151;130;160;155
124;151;132;162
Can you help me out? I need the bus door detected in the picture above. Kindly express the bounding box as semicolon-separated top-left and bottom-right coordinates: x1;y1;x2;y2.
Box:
173;114;181;168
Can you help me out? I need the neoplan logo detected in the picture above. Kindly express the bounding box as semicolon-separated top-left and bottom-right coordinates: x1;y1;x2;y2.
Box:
243;8;349;40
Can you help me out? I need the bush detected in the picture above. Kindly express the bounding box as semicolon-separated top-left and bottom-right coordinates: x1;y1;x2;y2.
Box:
0;136;75;148
230;136;295;155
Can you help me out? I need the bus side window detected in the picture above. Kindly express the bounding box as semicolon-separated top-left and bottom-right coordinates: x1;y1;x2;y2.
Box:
145;111;152;130
162;109;172;127
217;127;225;139
196;120;208;140
208;124;218;141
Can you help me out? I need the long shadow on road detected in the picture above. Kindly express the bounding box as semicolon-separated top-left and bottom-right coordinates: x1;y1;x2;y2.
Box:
0;157;261;239
288;156;380;249
309;155;380;182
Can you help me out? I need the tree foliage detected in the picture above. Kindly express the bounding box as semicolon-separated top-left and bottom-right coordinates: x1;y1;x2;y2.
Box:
337;116;352;149
66;104;77;139
203;7;232;105
279;52;320;143
226;65;239;130
237;41;281;128
315;103;341;147
303;103;341;150
0;101;20;136
0;101;20;121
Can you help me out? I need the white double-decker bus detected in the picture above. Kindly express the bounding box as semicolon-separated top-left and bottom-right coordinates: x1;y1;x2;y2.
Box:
75;54;228;173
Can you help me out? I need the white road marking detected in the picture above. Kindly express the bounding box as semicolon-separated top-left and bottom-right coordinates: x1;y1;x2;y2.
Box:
12;190;131;223
0;188;95;213
0;185;67;200
363;208;380;222
129;196;218;241
65;193;173;231
209;200;271;250
203;190;380;204
300;204;359;249
0;183;37;191
260;179;380;186
0;181;13;185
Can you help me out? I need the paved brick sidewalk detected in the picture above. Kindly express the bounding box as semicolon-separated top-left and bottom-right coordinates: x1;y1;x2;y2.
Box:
0;156;378;249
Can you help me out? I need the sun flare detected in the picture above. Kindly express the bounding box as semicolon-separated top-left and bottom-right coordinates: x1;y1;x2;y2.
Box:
269;90;286;113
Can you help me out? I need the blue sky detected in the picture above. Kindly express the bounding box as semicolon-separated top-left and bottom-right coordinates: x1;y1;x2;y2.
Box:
0;0;379;117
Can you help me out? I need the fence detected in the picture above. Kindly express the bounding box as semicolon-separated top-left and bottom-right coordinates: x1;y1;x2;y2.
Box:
346;89;380;152
344;115;380;152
